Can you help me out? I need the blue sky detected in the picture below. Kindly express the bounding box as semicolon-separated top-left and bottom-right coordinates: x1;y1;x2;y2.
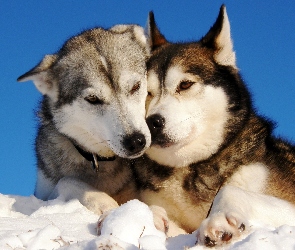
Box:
1;1;294;196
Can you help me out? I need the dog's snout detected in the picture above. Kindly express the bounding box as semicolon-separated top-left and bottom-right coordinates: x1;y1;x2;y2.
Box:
146;114;165;136
123;132;146;155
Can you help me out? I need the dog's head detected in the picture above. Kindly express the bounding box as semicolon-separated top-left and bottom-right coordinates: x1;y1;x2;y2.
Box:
146;6;251;167
18;25;151;159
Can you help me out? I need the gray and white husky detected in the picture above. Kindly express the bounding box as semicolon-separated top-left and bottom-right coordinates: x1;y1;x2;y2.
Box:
133;6;295;246
18;24;151;214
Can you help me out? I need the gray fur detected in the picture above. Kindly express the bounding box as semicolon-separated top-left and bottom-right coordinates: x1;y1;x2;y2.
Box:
18;24;150;212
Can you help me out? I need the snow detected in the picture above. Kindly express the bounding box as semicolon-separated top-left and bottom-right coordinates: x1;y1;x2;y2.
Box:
0;193;295;250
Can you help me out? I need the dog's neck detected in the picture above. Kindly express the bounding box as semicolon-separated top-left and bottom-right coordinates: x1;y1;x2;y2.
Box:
74;144;116;172
219;113;270;161
187;113;270;198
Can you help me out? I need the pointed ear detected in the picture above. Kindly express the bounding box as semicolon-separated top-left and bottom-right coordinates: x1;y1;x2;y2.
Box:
146;11;168;52
17;54;59;100
201;5;236;67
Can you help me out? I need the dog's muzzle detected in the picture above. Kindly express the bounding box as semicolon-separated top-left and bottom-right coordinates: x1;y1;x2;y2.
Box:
146;114;170;147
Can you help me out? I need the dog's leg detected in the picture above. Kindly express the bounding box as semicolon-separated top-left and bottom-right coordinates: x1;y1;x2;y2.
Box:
49;177;119;215
34;170;56;200
197;185;295;247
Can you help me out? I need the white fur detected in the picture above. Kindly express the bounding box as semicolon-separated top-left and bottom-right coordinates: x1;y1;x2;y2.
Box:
198;163;291;245
110;25;147;51
18;55;58;100
118;70;146;96
147;70;160;95
48;177;119;215
133;26;148;49
146;66;229;167
198;185;295;246
23;72;58;102
109;24;129;33
214;8;236;67
100;55;108;71
226;163;269;193
25;55;151;159
140;166;212;236
211;185;295;227
53;100;115;157
53;70;150;158
35;170;55;200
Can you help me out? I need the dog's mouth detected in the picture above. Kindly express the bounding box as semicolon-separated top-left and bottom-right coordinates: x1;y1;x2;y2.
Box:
152;142;174;148
151;133;174;148
151;126;197;150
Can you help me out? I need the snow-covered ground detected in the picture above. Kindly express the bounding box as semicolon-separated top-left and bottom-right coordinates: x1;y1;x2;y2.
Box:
0;193;295;250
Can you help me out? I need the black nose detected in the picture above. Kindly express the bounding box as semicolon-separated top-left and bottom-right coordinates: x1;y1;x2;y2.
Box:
122;132;146;155
146;114;165;136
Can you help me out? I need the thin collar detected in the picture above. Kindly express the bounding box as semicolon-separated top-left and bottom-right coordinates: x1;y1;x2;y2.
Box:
74;144;116;172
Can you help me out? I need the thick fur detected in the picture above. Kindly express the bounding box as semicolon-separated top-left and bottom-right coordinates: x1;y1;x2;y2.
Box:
18;24;151;214
133;6;295;246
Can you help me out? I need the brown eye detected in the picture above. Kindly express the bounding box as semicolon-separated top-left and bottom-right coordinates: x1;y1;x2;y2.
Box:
130;82;141;94
85;95;103;105
177;81;195;93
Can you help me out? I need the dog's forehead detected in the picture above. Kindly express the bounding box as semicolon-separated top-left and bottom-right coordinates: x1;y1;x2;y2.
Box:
178;46;215;72
54;28;147;89
100;28;147;78
165;66;202;87
148;43;215;86
54;46;108;88
64;30;145;65
148;53;212;96
118;70;144;87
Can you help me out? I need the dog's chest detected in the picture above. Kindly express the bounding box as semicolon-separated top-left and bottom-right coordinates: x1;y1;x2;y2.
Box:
85;160;134;196
140;168;211;232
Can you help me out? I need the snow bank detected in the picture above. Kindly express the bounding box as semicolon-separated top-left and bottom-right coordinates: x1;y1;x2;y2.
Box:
0;193;294;249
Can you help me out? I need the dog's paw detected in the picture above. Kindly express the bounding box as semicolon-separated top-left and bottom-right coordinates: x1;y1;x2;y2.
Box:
49;177;119;215
197;212;247;247
83;191;119;215
149;205;169;234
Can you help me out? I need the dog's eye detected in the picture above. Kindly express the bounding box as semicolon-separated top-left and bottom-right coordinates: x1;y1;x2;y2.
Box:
130;82;141;94
177;81;195;93
85;95;103;105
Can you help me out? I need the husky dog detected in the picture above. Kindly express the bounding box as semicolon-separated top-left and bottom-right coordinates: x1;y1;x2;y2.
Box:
17;24;151;214
133;6;295;246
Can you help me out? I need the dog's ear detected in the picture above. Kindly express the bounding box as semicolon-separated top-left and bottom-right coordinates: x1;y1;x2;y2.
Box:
111;24;149;54
17;54;59;100
146;11;168;52
132;25;149;55
201;5;236;68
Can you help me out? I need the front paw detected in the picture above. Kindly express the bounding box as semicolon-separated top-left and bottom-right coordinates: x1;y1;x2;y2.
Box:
83;191;119;215
197;212;246;247
149;205;169;235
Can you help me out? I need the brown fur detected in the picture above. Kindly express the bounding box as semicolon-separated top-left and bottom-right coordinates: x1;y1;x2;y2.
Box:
133;7;295;235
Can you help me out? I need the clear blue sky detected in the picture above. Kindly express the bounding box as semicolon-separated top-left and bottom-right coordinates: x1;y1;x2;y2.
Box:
1;1;294;196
